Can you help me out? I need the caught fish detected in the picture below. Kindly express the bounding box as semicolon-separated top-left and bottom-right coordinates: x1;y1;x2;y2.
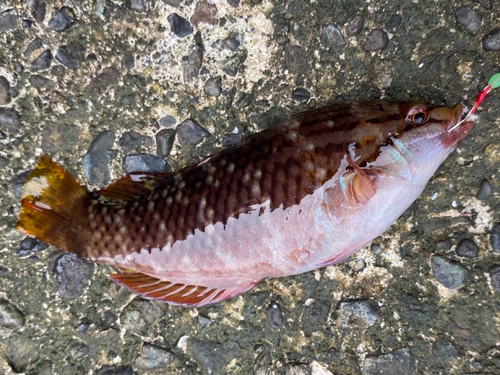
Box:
17;101;474;306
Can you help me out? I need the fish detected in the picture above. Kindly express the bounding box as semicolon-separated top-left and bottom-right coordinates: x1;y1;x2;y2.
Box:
17;100;474;307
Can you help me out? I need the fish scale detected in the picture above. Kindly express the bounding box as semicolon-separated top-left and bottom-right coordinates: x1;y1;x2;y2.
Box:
17;100;474;306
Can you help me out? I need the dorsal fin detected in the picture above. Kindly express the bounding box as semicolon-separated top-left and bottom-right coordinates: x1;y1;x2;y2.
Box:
97;172;173;202
110;272;258;307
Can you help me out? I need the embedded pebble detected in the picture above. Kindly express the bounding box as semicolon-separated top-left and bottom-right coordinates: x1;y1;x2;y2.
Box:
455;6;481;35
489;265;500;292
184;45;204;83
69;340;89;359
83;130;115;186
97;365;134;375
0;108;21;136
167;13;193;38
284;45;309;75
126;0;147;11
55;43;86;70
52;254;95;299
156;129;176;157
490;225;500;253
41;122;80;153
191;0;218;26
292;87;311;102
215;36;240;51
124;153;171;173
363;29;389;51
204;76;222;97
456;239;479;258
370;242;382;255
49;7;75;32
0;76;11;105
320;24;345;50
431;255;467;289
30;49;52;72
0;298;25;336
276;35;289;45
222;50;247;76
5;336;40;372
338;300;379;328
0;9;19;31
24;37;44;58
477;179;492;200
284;364;309;375
17;237;48;257
30;0;46;23
122;51;135;70
222;132;242;147
435;239;452;252
163;0;181;7
472;0;491;9
160;114;177;128
85;67;120;97
386;15;401;32
119;130;153;154
29;75;54;90
187;339;241;375
134;344;174;370
227;0;240;7
22;19;32;28
346;15;364;36
265;302;284;329
483;28;500;51
177;119;210;146
362;349;415;375
301;300;330;336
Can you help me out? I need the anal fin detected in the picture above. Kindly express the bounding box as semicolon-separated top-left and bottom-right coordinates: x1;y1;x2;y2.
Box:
110;272;257;307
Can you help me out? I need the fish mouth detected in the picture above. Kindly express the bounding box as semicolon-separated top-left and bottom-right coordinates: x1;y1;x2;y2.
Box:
444;103;475;146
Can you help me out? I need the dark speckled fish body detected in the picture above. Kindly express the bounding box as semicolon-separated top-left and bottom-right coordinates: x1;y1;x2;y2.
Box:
17;101;474;306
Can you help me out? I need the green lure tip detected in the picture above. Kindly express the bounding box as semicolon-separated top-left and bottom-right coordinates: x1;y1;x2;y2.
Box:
488;73;500;89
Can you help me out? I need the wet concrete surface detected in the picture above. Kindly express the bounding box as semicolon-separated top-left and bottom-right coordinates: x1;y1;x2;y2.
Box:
1;0;500;374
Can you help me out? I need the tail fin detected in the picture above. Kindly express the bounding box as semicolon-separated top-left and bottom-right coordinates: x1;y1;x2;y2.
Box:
17;156;91;253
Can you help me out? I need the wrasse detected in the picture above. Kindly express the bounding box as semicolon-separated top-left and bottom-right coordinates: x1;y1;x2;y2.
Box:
17;101;474;306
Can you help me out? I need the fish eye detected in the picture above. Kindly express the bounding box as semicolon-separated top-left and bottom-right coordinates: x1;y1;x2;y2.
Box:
406;106;428;125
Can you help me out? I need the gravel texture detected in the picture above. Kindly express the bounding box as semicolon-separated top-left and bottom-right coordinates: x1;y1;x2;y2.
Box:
1;1;500;374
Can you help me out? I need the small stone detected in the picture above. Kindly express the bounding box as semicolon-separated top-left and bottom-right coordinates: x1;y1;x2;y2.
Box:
188;339;241;375
0;298;25;336
215;37;240;51
277;36;289;45
265;302;284;329
284;364;310;375
284;45;309;75
52;254;95;299
119;130;152;154
85;67;120;97
83;130;115;186
222;132;242;147
22;19;32;28
135;344;174;370
177;119;210;146
24;37;44;58
456;238;479;258
222;50;247;76
41;122;80;153
362;349;415;375
456;6;481;35
363;29;389;51
483;28;500;51
338;300;379;328
124;154;171;173
30;49;52;72
31;0;46;23
0;76;11;104
435;239;452;252
184;45;203;83
227;0;240;7
346;15;364;36
162;0;181;6
0;108;21;136
191;0;218;26
126;0;147;11
97;365;134;375
160;114;177;128
431;255;467;289
386;15;401;32
204;76;222;97
472;0;491;9
69;340;89;359
477;179;492;200
122;52;135;70
55;43;86;70
29;75;53;90
490;225;500;253
370;242;382;255
292;88;311;102
0;9;19;32
320;24;346;50
17;237;48;257
156;129;176;157
49;6;75;31
167;13;193;38
489;265;500;292
5;336;40;372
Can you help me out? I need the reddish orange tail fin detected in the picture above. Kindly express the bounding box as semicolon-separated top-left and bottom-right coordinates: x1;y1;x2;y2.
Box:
17;156;90;253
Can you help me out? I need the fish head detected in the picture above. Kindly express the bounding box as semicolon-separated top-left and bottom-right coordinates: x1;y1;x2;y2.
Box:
372;101;475;184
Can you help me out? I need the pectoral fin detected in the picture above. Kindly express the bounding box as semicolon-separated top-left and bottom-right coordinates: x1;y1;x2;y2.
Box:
340;156;376;206
110;272;258;307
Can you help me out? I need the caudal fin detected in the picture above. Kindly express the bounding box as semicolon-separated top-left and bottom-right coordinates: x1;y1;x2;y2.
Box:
17;156;90;253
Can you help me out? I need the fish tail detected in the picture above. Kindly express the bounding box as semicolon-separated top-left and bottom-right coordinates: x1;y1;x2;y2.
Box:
17;156;91;253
